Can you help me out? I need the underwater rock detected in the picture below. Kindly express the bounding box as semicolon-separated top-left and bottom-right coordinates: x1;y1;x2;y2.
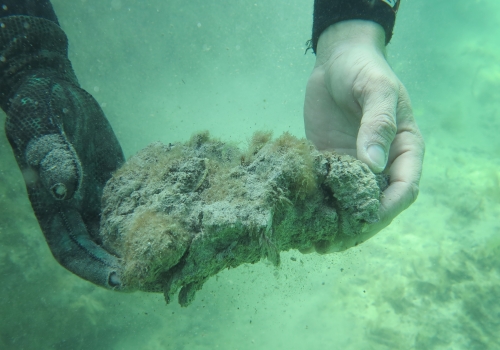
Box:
99;132;388;306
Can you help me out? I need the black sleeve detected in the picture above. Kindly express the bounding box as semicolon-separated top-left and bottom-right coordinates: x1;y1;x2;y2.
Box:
0;0;58;24
310;0;400;53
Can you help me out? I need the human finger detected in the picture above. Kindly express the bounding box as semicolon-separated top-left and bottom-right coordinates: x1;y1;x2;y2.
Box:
380;85;424;223
355;72;399;173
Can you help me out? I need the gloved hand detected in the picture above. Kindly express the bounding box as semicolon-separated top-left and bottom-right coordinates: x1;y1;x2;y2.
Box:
1;15;127;289
304;20;425;252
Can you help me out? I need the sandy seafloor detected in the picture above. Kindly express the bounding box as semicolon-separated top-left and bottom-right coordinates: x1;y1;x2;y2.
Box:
1;0;500;349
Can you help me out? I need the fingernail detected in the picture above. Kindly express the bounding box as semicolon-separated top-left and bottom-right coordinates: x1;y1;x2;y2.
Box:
367;144;386;171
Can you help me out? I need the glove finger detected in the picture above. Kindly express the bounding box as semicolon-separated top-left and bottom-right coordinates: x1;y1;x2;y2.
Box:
46;207;126;290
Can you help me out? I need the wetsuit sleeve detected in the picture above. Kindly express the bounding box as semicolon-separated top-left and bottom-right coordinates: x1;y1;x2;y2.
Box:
0;0;59;23
310;0;400;53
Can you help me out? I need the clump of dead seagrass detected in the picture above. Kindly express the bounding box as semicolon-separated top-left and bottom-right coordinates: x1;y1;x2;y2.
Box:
99;131;388;306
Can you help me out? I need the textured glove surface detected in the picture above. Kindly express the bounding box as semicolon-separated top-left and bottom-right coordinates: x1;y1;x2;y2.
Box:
1;16;127;289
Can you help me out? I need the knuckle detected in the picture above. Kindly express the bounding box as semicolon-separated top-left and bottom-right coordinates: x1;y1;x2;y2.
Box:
377;116;398;134
374;76;399;97
363;116;397;144
407;182;420;205
356;67;399;97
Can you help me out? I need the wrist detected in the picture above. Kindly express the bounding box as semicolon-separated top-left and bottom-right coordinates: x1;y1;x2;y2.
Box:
315;20;387;66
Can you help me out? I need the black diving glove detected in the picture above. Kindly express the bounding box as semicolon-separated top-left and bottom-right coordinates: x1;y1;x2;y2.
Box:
0;14;127;289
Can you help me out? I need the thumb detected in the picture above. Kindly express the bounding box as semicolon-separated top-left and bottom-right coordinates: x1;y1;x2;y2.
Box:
356;81;398;173
25;134;82;200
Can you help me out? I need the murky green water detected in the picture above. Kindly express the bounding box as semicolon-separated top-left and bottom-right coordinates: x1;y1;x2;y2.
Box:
1;0;500;349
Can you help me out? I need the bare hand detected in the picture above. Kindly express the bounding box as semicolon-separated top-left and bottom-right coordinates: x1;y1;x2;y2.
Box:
304;20;425;251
